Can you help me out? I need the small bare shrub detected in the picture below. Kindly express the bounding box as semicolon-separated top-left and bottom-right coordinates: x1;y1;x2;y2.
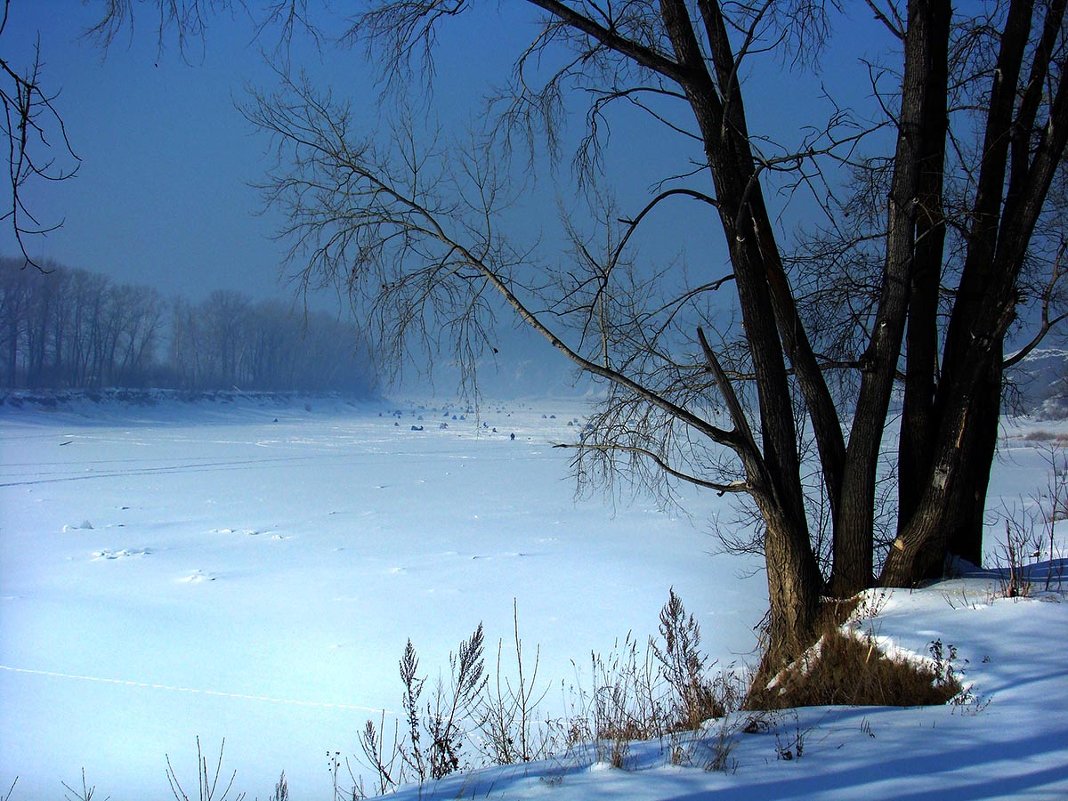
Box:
355;714;403;797
702;715;743;773
588;633;654;768
928;639;988;712
860;717;876;739
425;624;487;778
356;624;487;794
62;769;108;801
1038;444;1068;592
552;632;667;769
992;444;1068;596
556;591;745;772
652;588;724;731
165;737;244;801
326;750;361;801
995;514;1041;598
475;601;551;765
774;713;809;761
560;590;749;772
266;772;288;801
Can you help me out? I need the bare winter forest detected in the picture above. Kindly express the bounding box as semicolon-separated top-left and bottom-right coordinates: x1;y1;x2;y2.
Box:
0;258;375;393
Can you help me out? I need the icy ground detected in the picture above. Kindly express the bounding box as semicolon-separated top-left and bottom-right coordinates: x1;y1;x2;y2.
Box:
0;394;1066;799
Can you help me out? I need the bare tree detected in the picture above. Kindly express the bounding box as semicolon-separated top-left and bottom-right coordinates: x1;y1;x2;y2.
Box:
10;1;1063;677
243;1;1068;674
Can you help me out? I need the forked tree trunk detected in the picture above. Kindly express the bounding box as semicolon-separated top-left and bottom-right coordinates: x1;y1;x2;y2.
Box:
753;497;823;683
885;0;1067;588
898;0;950;537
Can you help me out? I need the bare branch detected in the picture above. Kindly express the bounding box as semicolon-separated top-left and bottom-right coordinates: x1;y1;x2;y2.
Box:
863;0;905;40
0;37;80;270
527;0;686;83
555;441;749;495
1005;238;1068;368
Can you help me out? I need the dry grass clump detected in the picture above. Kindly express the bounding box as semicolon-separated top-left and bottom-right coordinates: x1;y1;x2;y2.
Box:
349;590;743;788
747;593;966;711
748;627;963;710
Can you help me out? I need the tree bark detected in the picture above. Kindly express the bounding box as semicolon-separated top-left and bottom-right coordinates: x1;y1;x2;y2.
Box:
889;0;1068;586
831;0;952;597
660;0;823;654
944;346;1003;569
898;0;950;533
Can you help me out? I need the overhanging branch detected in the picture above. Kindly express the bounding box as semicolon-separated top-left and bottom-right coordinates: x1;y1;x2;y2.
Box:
553;441;749;495
526;0;688;83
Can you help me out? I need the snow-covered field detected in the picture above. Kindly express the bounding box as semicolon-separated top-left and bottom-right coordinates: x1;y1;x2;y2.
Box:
1;394;1066;800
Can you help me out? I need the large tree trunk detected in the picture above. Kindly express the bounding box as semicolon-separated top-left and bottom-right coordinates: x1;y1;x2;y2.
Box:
935;0;1068;575
898;0;951;534
657;0;824;663
753;497;823;684
886;0;1068;588
830;0;952;598
882;372;973;586
885;328;1012;585
944;349;1003;568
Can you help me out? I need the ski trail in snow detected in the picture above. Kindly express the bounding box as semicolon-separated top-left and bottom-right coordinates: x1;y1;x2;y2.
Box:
0;664;389;713
0;454;335;487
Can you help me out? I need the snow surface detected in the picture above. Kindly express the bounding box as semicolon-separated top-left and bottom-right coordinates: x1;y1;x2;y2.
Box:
1;394;1066;799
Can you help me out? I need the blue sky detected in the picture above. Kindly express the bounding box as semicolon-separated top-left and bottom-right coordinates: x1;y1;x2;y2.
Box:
1;1;896;398
2;2;889;298
2;3;574;305
3;2;333;302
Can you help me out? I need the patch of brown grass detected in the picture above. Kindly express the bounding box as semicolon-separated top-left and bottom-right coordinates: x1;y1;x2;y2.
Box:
748;625;963;710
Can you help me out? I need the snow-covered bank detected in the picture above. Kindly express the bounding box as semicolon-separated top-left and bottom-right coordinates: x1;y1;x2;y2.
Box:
1;397;1066;799
378;582;1068;801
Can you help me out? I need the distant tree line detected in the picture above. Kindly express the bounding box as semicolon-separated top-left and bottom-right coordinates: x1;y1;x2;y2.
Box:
0;257;376;394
